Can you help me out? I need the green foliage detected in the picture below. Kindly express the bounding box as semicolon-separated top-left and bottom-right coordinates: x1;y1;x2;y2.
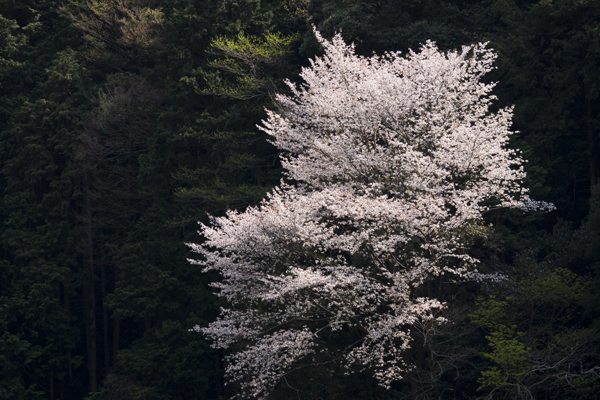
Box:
301;0;495;56
0;2;95;398
1;0;599;398
190;31;301;99
66;0;292;398
471;297;530;390
472;248;599;399
491;0;600;220
0;14;28;77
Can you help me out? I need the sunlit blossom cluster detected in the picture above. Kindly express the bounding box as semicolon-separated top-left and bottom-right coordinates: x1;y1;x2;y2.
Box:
189;29;552;399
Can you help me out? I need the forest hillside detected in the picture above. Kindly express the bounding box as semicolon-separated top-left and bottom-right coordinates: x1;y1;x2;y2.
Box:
1;1;599;399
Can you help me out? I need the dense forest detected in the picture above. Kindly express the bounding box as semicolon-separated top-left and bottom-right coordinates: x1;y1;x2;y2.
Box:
0;0;599;399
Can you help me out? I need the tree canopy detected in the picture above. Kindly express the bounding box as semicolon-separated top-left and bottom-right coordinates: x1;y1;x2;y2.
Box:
191;30;551;399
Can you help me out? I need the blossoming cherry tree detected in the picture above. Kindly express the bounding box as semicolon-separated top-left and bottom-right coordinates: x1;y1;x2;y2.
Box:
188;30;551;399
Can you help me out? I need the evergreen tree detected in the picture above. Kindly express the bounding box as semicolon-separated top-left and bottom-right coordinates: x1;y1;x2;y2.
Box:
0;1;93;398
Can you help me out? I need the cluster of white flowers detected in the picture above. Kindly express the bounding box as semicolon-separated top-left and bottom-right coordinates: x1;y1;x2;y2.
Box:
189;29;552;399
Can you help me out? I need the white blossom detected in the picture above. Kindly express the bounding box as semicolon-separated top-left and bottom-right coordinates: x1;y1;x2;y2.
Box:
189;29;553;399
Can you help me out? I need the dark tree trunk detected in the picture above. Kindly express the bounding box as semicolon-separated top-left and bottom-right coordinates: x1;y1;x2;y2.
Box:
101;246;110;371
113;316;119;361
587;98;597;189
83;187;98;392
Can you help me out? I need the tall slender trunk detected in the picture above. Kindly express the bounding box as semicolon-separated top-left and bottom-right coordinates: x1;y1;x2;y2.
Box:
83;187;97;392
101;246;110;371
64;288;72;384
587;98;597;189
113;316;119;361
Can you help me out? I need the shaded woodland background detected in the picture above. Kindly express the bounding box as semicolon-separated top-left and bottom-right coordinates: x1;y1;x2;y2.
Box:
0;0;599;399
